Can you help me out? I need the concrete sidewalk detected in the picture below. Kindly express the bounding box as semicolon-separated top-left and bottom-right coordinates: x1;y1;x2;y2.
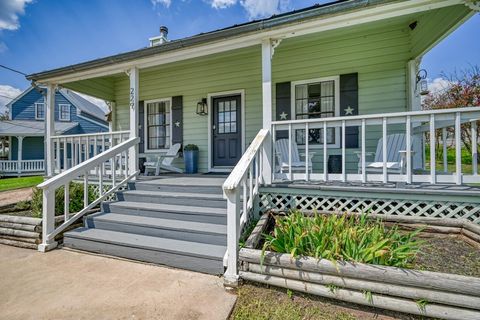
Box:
0;244;236;320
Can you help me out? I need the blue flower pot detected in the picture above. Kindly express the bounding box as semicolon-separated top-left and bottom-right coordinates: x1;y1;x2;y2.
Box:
184;150;198;174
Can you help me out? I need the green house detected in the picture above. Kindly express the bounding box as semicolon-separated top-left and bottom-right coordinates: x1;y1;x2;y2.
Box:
29;0;480;303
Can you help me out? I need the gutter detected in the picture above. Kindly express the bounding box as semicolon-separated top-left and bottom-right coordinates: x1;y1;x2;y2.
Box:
26;0;393;82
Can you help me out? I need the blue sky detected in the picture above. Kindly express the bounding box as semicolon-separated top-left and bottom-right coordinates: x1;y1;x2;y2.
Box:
0;0;479;112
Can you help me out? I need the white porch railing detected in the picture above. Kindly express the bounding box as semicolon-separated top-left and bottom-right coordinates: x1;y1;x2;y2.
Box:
0;160;45;175
271;106;480;185
37;137;139;252
51;130;130;174
223;128;269;286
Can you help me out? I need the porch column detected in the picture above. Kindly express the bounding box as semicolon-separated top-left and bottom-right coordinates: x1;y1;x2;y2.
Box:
128;67;139;177
407;59;422;112
45;84;55;177
261;39;273;185
17;136;23;175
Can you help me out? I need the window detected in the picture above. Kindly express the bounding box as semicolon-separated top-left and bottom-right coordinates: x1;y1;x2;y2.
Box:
292;77;339;147
59;104;70;121
145;99;171;151
35;103;45;120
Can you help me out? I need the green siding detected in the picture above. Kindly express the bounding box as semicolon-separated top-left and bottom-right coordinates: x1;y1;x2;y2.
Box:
110;22;413;173
63;6;472;174
114;46;263;172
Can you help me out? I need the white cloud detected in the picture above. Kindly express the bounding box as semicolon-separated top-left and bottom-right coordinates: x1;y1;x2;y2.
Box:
0;85;22;116
210;0;237;9
75;92;109;113
0;0;33;31
151;0;171;8
240;0;290;19
428;77;453;95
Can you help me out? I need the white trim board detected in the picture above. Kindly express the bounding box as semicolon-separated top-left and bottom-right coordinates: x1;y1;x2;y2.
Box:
207;89;246;173
37;0;464;84
143;97;173;153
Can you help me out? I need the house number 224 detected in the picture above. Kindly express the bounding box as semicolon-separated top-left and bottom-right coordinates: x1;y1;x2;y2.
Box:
130;88;135;110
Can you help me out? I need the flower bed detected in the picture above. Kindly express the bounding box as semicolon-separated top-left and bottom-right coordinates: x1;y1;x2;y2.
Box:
239;212;480;320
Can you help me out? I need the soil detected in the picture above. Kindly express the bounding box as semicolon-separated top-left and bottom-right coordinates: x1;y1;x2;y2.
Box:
231;283;429;320
414;235;480;277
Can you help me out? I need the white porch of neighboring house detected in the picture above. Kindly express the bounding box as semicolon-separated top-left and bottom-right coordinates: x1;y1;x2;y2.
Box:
0;120;77;176
26;0;480;288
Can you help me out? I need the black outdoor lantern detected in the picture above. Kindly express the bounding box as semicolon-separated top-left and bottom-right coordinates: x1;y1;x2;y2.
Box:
416;69;429;96
196;98;208;116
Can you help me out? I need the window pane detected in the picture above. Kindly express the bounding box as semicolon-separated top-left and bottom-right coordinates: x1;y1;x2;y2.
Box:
308;83;321;98
231;122;236;133
146;100;170;149
295;85;307;99
219;102;224;112
231;100;236;110
321;81;334;96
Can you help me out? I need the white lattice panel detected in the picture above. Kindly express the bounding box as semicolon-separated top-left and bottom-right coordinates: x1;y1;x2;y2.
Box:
258;192;480;224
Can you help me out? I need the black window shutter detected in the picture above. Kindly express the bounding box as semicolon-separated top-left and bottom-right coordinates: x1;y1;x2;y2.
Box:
275;82;291;140
171;96;183;146
340;73;359;148
138;100;145;154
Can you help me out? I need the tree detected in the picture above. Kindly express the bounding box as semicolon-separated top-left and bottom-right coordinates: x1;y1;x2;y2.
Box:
422;66;480;163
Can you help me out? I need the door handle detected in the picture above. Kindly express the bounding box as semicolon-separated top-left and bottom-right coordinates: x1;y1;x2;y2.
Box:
212;125;216;130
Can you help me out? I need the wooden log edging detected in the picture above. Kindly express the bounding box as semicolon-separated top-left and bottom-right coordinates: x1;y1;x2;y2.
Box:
238;213;480;320
240;271;480;320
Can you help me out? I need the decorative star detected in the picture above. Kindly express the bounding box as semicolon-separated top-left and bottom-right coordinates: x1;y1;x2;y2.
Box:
279;112;288;120
344;106;354;115
174;121;181;127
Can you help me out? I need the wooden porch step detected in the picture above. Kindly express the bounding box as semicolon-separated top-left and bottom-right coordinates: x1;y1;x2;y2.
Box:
131;178;224;194
63;228;226;275
85;212;226;245
117;190;227;208
103;201;227;224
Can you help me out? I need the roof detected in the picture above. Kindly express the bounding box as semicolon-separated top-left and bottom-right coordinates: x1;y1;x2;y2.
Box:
59;88;107;120
6;86;107;121
0;120;78;136
26;0;395;81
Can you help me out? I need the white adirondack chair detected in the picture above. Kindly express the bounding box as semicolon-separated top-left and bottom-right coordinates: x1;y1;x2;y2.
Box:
144;143;183;176
357;133;423;174
275;139;315;173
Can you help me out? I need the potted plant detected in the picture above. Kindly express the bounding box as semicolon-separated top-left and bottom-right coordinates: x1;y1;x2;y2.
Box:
183;144;199;174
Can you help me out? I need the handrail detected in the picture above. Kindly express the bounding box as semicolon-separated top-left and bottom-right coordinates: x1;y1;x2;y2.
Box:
38;136;140;252
271;106;480;125
50;130;130;139
223;128;269;287
223;129;269;191
39;137;139;190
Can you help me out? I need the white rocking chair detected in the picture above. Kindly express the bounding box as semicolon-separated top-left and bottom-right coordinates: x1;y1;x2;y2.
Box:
275;139;315;173
144;143;183;176
356;133;422;174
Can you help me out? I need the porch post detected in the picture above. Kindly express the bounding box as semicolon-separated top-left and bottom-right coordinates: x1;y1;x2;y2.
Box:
128;67;139;177
261;39;273;185
17;136;23;175
45;84;55;177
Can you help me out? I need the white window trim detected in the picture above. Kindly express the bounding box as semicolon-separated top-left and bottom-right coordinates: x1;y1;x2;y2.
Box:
59;104;71;121
290;75;341;148
34;102;45;120
143;97;173;153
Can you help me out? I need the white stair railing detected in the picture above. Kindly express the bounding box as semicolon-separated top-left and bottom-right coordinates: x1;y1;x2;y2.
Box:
51;130;130;174
223;128;269;286
37;137;140;252
272;106;480;185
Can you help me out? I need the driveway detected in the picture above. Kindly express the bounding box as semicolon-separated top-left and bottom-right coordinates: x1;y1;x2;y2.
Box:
0;244;236;320
0;187;33;207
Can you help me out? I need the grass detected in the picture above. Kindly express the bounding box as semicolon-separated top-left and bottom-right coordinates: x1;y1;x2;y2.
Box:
231;284;357;320
0;176;43;192
263;211;422;268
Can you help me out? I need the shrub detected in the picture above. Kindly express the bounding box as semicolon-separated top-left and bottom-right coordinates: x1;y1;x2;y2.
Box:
183;144;199;151
31;182;97;218
263;211;422;268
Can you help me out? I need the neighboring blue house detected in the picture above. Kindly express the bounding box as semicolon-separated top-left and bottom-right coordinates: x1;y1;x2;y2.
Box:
0;86;108;176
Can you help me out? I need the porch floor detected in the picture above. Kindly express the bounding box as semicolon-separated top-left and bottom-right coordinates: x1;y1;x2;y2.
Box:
270;180;480;197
